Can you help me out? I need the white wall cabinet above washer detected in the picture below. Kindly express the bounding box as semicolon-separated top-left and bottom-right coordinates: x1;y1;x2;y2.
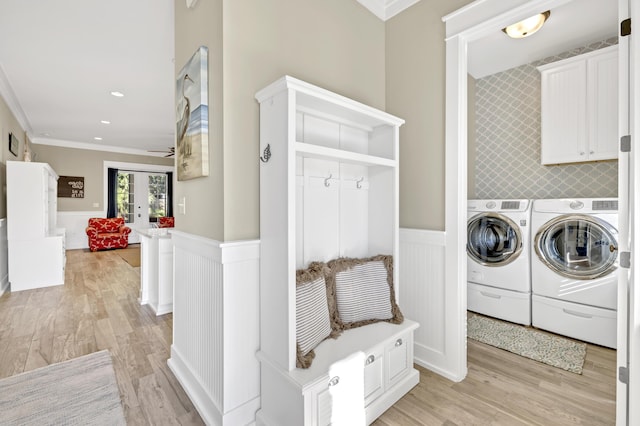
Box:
538;45;618;165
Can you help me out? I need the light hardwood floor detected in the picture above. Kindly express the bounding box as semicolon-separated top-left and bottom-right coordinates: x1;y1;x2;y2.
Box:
0;248;616;425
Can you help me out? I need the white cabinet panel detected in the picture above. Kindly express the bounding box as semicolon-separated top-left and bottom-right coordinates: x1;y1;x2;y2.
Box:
386;333;411;387
539;45;618;165
7;161;65;291
303;158;340;265
364;349;384;406
340;163;369;259
587;49;618;161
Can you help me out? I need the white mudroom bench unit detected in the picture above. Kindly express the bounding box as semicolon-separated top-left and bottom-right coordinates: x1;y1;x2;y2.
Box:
255;75;419;425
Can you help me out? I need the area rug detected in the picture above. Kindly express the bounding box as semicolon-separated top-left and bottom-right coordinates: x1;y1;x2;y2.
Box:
0;350;126;425
467;313;587;374
117;244;140;267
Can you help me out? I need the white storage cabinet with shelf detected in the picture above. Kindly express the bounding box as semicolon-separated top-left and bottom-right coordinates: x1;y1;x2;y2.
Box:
7;161;66;291
256;76;419;426
538;45;618;165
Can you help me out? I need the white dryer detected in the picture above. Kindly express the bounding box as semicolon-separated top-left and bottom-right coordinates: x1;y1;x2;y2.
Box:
467;199;532;325
531;198;618;348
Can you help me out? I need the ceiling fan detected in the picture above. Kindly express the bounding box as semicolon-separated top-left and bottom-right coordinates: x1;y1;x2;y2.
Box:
148;146;175;157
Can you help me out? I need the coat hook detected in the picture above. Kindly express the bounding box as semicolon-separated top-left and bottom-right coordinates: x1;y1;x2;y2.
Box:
324;173;332;187
356;177;364;189
260;144;271;163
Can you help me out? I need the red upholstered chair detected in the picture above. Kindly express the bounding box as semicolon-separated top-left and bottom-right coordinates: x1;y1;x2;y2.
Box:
158;216;175;228
85;217;132;252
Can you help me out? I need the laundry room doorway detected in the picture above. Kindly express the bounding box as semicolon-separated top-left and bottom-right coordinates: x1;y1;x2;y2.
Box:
444;0;638;424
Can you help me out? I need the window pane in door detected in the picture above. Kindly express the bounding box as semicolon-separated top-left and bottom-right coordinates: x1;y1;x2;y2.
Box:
117;172;135;223
148;174;167;221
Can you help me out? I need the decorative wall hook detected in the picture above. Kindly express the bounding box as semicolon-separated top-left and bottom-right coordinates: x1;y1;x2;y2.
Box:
356;177;364;189
260;144;271;163
324;173;332;187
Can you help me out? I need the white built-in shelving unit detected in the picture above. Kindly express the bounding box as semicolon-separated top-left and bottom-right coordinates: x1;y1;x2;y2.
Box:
255;76;419;425
7;161;66;291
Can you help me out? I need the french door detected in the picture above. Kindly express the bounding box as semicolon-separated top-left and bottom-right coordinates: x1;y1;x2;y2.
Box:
116;171;169;243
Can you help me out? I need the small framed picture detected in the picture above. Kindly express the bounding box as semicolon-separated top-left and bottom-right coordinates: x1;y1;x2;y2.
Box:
8;133;18;156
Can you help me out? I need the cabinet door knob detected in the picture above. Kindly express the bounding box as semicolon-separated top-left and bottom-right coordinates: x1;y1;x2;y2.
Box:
590;150;594;154
328;376;340;387
395;338;403;347
580;152;585;155
365;355;375;365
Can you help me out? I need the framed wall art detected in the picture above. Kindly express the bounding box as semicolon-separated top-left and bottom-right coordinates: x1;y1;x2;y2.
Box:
176;46;209;181
8;132;18;157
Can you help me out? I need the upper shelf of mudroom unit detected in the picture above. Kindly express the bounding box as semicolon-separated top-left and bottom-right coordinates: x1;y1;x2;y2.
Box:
256;75;405;132
294;141;396;167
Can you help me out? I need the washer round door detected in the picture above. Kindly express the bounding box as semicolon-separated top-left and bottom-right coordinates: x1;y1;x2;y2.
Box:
535;214;618;280
467;213;523;266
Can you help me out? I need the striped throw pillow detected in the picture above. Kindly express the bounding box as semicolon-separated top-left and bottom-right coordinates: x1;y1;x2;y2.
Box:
335;261;392;322
327;255;404;330
296;275;332;356
295;262;339;369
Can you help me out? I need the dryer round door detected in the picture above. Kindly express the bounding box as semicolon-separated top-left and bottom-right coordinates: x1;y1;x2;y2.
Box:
467;213;523;267
535;214;618;280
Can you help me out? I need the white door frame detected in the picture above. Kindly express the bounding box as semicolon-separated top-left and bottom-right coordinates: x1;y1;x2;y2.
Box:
443;1;636;423
626;1;640;423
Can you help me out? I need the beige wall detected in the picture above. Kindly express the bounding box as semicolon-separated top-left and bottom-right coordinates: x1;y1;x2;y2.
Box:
35;144;173;212
386;0;474;231
175;0;386;241
0;95;27;218
222;0;385;241
174;0;224;240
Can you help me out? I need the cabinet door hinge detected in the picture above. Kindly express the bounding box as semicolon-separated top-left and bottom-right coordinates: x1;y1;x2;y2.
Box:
622;18;631;36
619;366;629;384
620;251;631;269
621;135;631;152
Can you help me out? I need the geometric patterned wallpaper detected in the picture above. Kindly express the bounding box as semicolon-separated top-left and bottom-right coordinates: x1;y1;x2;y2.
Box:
474;37;618;199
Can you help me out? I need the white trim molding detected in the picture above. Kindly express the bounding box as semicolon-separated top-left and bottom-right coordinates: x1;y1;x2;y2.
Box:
32;137;170;158
356;0;421;21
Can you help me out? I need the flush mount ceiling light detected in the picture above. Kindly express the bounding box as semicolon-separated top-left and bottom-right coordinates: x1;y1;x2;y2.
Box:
94;137;103;141
110;91;124;97
100;120;111;124
502;10;550;39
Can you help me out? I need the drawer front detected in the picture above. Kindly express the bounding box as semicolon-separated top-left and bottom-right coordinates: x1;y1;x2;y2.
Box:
363;349;384;406
386;332;412;387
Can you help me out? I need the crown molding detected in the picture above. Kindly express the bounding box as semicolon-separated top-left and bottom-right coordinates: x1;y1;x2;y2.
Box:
31;136;172;158
0;63;32;134
357;0;421;21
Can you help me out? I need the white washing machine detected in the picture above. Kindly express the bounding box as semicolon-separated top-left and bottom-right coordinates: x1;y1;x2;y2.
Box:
467;199;532;325
531;198;618;348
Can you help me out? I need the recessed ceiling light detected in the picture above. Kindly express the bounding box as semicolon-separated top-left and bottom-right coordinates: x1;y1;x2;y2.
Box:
502;11;551;39
110;91;124;97
94;137;103;141
100;120;111;124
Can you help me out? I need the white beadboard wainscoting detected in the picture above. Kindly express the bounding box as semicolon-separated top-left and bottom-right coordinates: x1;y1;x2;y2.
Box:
0;219;8;296
167;231;260;426
399;228;463;381
57;211;102;250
